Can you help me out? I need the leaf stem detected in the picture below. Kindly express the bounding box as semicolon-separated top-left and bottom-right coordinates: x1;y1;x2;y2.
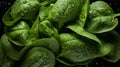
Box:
114;13;120;17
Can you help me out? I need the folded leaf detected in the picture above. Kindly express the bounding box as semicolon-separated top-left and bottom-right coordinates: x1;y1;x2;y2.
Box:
21;47;55;67
1;34;30;60
67;24;102;46
2;9;21;26
1;55;15;67
67;24;113;57
97;31;120;62
85;15;119;33
58;33;98;65
39;20;59;39
77;0;89;27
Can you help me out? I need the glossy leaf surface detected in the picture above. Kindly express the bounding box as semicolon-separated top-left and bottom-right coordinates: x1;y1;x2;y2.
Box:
31;38;60;55
58;33;98;65
21;47;56;67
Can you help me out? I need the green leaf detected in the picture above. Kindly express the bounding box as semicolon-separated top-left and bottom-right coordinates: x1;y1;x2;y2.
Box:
77;0;89;27
67;24;102;46
8;20;30;31
1;34;30;60
85;15;119;33
5;21;37;46
47;0;84;29
84;1;120;33
10;0;40;23
66;0;101;44
39;6;51;21
2;9;21;26
21;47;56;67
97;31;120;62
5;21;30;46
1;55;15;67
30;38;60;55
57;33;98;66
46;4;62;29
67;25;112;57
39;20;59;39
67;24;110;57
88;1;114;19
7;30;31;46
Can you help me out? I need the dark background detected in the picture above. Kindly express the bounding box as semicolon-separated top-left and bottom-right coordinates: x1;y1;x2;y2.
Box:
0;0;120;67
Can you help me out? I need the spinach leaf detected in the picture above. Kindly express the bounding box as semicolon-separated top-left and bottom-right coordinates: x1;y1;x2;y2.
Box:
39;20;59;39
88;1;114;19
21;47;55;67
39;6;51;21
85;1;120;33
97;31;120;62
66;24;115;58
10;0;40;23
76;0;89;27
1;34;30;60
47;0;84;29
66;0;102;47
39;0;85;38
30;38;60;55
85;15;119;33
1;0;120;67
1;55;15;67
5;21;37;46
67;25;102;47
2;9;21;26
57;33;98;66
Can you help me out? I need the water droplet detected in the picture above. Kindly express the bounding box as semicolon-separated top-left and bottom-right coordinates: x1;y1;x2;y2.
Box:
71;4;74;7
21;13;24;16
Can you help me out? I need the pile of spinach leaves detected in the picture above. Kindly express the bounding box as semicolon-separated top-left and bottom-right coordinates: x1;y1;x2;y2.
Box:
0;0;120;67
